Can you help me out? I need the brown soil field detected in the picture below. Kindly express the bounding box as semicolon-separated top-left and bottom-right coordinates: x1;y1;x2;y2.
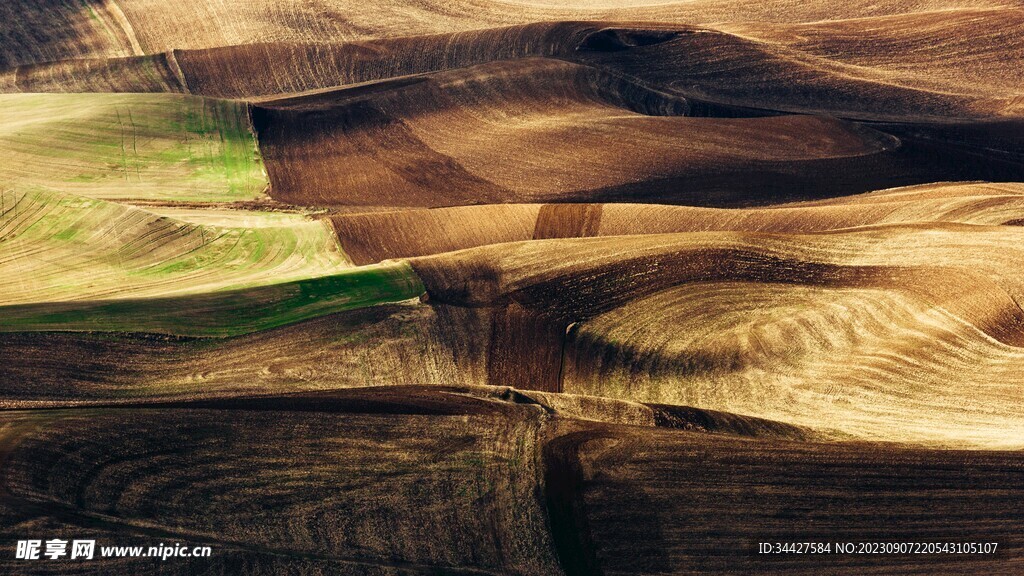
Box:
331;182;1024;263
251;62;1022;207
1;1;1023;574
0;388;1021;574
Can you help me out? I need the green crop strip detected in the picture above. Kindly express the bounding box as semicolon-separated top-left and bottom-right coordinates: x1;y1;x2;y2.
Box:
0;261;426;338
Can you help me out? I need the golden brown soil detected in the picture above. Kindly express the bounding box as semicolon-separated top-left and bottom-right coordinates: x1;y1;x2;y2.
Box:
1;2;1023;574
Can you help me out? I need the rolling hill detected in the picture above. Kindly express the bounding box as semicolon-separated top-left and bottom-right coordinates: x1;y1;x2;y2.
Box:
1;1;1023;574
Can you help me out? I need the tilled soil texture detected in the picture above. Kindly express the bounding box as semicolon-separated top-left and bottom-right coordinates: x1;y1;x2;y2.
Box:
1;2;1023;575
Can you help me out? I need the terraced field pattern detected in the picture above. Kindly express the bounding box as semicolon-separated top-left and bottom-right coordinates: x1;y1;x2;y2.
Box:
2;1;1024;574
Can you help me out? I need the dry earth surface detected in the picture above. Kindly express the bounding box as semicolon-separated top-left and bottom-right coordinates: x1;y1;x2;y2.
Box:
1;1;1023;574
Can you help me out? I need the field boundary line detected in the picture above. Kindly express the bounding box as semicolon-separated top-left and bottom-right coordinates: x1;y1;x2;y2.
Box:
105;0;145;56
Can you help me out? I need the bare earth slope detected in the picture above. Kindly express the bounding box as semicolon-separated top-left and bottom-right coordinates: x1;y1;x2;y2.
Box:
1;2;1023;575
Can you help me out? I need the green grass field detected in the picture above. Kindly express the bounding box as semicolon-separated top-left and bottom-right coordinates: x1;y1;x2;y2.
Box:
0;188;352;305
0;261;425;337
0;92;428;339
0;93;267;203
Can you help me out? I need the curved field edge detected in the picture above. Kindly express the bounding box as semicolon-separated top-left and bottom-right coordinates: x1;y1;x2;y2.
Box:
328;183;1024;264
4;15;1022;120
0;389;1020;574
0;188;350;305
0;261;425;337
